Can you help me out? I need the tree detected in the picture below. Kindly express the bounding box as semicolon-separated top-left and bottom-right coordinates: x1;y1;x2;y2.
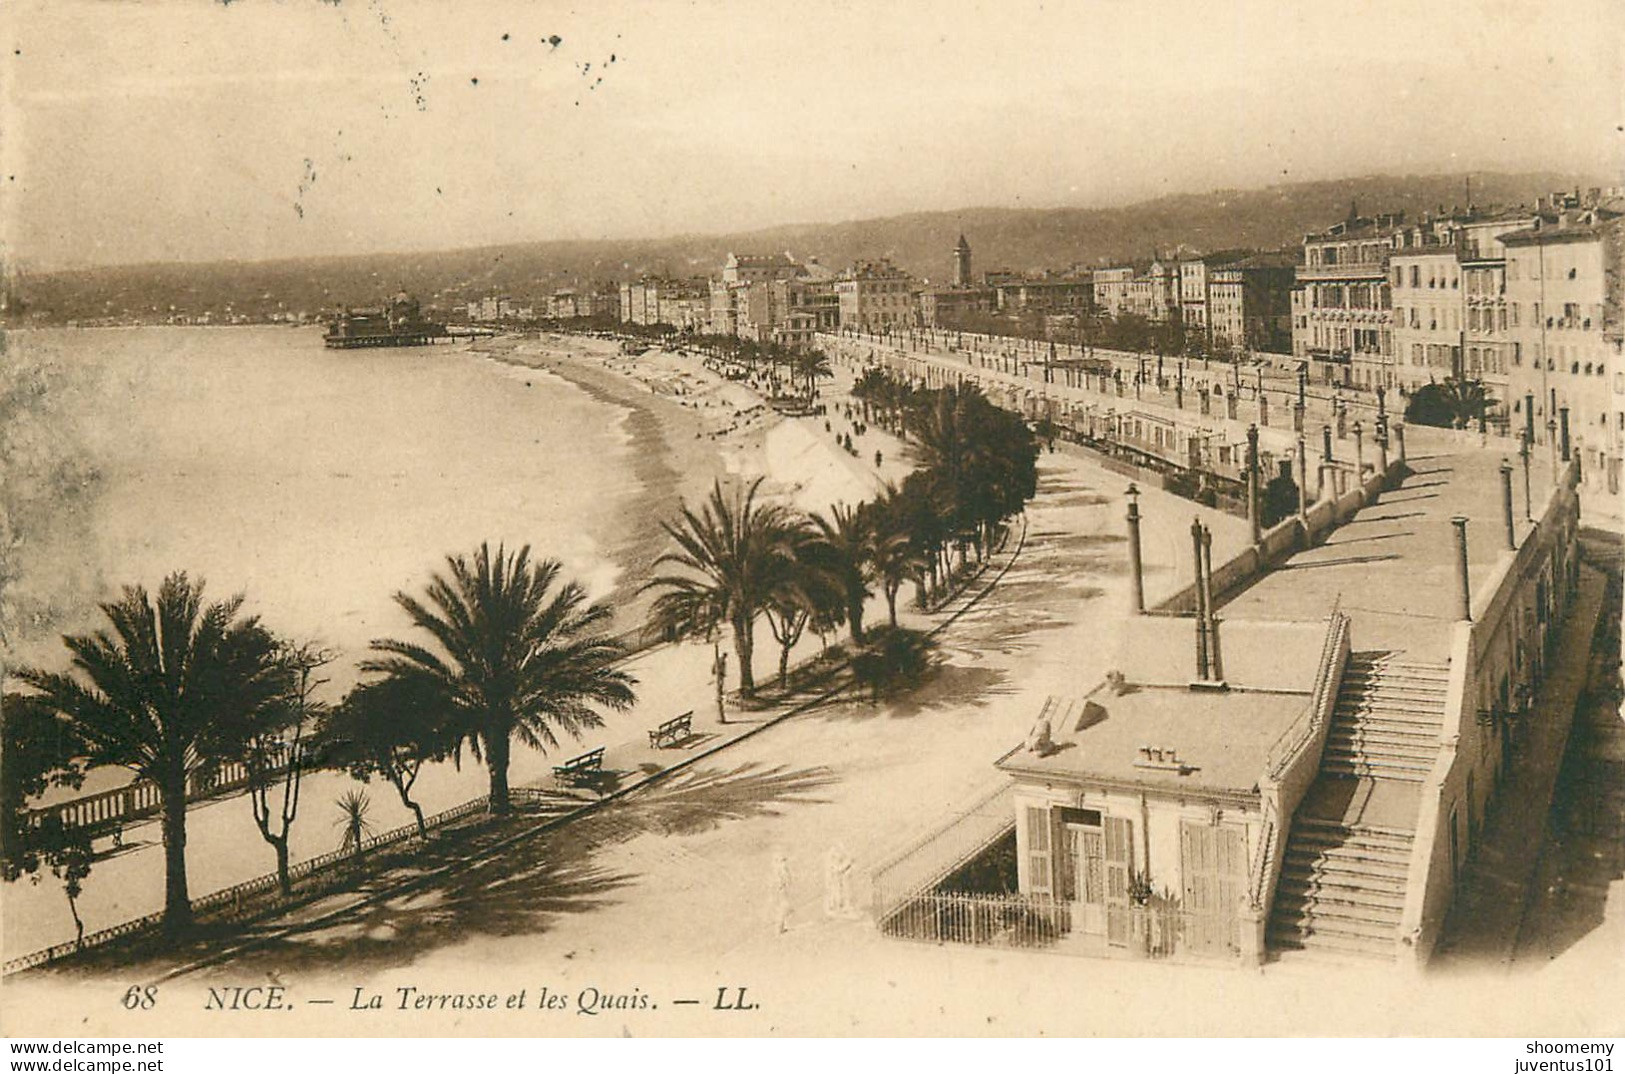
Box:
235;641;334;895
335;788;373;869
849;626;938;703
793;349;833;401
1;691;92;946
1404;377;1495;430
646;478;801;698
321;674;452;838
760;527;843;690
14;574;289;936
365;543;636;815
864;490;928;627
810;504;874;645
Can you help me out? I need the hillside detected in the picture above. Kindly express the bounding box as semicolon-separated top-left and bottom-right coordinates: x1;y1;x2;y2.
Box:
1;170;1602;326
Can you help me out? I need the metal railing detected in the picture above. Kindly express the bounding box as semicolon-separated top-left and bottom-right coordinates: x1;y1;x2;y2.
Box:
879;891;1070;949
1264;602;1348;781
880;892;1242;962
2;792;504;976
869;781;1015;919
1247;818;1278;913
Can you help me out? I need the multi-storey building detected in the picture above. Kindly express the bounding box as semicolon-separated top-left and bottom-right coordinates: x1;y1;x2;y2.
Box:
1207;252;1297;356
836;259;919;331
1502;199;1624;492
1094;262;1177;323
1178;251;1249;336
1092;266;1138;319
619;276;711;330
992;273;1095;317
1389;230;1464;390
920;286;996;329
709;252;807;337
1292;210;1403;388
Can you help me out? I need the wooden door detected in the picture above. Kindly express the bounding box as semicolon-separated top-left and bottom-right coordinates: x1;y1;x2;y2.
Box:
1181;820;1245;956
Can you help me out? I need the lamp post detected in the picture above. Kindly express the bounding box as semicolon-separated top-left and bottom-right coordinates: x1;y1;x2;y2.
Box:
1500;458;1516;550
1520;429;1533;520
1452;516;1473;622
1127;484;1145;615
1246;423;1262;545
1191;517;1210;678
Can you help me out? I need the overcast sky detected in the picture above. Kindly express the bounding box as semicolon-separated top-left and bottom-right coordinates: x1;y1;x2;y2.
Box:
3;0;1621;271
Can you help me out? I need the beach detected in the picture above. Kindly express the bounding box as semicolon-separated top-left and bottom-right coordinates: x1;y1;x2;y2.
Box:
0;325;903;958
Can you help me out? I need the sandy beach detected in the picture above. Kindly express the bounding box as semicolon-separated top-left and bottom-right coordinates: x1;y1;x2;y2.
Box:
473;332;906;622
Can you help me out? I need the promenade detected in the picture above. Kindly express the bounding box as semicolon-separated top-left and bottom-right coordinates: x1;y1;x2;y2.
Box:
1222;429;1565;662
4;438;1249;1010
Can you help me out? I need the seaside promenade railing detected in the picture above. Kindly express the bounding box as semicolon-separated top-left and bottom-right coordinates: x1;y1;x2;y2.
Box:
2;791;510;977
23;742;318;842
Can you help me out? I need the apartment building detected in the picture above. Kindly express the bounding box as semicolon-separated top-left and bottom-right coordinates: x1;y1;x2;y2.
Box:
1292;210;1403;388
837;258;919;331
1502;199;1624;492
1207;253;1296;356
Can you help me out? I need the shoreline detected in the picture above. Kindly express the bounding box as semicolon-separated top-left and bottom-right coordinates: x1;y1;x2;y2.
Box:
467;333;773;638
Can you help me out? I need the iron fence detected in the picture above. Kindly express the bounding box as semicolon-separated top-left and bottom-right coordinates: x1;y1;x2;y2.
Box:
879;891;1071;949
2;793;500;976
879;892;1242;962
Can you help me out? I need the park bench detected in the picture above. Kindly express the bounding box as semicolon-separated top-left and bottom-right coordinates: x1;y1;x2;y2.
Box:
647;710;694;749
553;746;606;787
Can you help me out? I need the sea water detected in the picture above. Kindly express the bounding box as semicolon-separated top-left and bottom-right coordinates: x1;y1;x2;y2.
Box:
0;325;658;956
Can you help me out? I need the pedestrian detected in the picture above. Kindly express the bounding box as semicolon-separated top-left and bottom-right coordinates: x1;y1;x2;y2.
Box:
772;851;793;933
713;648;728;725
824;844;854;919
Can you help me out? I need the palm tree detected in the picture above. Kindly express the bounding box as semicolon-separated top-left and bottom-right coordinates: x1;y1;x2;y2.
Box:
15;573;290;935
864;490;928;627
645;478;800;699
793;349;833;401
1440;377;1495;430
761;527;843;690
811;504;874;645
364;543;636;815
335;788;373;868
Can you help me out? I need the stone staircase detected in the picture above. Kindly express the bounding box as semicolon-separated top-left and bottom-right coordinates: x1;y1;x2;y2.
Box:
1268;653;1449;962
1322;654;1449;782
1268;817;1414;960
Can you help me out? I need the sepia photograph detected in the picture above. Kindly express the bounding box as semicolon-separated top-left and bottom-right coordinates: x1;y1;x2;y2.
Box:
0;0;1622;1051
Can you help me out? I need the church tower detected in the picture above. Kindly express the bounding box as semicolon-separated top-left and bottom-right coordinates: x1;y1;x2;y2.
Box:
953;233;972;288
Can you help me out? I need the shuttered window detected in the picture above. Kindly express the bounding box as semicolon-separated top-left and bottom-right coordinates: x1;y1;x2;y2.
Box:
1025;806;1052;896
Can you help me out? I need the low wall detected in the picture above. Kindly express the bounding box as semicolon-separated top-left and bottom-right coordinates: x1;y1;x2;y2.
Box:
1397;457;1583;967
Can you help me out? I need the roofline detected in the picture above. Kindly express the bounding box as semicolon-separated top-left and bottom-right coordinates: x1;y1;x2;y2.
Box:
993;757;1262;807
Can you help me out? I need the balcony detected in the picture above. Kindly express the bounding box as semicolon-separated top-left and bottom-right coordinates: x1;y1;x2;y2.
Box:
1297;262;1389;282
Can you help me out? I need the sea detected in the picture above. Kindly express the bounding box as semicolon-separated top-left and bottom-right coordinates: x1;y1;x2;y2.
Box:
0;325;669;957
4;325;652;683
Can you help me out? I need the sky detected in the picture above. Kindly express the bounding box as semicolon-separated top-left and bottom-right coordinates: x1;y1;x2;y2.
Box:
2;0;1621;272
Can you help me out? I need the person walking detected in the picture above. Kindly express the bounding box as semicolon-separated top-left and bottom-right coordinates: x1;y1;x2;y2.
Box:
772;851;793;934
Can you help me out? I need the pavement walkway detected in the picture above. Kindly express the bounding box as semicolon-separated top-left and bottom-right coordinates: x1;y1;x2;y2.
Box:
1429;566;1610;969
1222;442;1564;662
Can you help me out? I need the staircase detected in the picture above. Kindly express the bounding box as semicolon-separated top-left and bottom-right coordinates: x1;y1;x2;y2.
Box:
1268;653;1449;961
1268;817;1414;960
1322;654;1449;782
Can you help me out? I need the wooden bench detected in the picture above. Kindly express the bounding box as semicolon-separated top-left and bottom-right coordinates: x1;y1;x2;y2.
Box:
648;710;694;749
553;747;606;787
